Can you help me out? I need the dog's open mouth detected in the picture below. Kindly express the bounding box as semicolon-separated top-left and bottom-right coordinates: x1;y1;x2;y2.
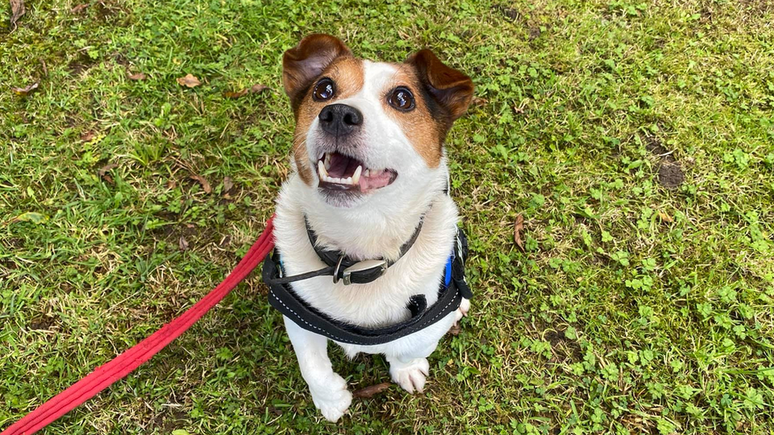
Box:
316;152;397;193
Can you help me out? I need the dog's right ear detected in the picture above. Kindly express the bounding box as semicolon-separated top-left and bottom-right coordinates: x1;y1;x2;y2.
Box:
283;34;352;111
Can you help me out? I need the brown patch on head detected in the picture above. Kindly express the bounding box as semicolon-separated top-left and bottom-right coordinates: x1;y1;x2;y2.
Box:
283;34;352;113
283;35;364;185
378;64;446;167
293;140;314;185
378;51;474;167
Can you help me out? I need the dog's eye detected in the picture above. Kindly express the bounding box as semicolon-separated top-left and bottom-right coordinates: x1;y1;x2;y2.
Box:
387;87;415;112
313;78;336;101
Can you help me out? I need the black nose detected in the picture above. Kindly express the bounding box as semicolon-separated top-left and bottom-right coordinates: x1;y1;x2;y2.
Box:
318;104;363;136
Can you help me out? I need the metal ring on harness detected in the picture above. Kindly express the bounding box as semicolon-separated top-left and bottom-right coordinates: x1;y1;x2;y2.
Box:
332;254;345;284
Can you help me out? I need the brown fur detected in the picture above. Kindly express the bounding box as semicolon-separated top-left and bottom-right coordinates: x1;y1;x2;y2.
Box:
379;64;447;168
283;34;352;113
405;50;474;124
290;56;365;185
379;54;474;168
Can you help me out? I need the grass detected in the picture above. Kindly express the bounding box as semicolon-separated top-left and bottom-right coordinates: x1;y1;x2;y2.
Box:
1;0;774;433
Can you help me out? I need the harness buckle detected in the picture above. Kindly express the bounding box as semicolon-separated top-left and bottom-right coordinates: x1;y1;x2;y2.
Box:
341;259;387;285
332;255;346;284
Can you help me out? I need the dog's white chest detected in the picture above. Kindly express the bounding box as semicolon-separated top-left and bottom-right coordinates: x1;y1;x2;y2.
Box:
272;176;459;329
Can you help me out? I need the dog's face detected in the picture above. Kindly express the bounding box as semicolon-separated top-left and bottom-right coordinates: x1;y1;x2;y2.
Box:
282;34;474;208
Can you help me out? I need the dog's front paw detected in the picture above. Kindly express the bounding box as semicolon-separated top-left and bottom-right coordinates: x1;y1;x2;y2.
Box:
452;297;470;327
310;373;352;422
390;357;430;394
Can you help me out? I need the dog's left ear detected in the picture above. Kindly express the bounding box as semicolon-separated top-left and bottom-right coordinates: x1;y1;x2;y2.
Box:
405;49;474;122
283;34;352;110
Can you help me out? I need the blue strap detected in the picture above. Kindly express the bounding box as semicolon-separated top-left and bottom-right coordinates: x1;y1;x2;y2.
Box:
444;255;453;287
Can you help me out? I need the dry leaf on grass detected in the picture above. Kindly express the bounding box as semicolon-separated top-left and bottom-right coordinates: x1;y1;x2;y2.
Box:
177;74;201;88
222;176;234;194
12;82;38;96
514;213;525;251
353;382;391;399
98;163;118;183
223;89;248;99
10;0;25;29
658;210;673;223
128;72;147;81
250;84;269;93
190;175;211;193
224;84;269;99
179;236;189;251
80;131;95;142
71;3;89;13
471;96;488;107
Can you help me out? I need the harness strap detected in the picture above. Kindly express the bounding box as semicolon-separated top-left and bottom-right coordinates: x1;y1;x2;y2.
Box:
292;215;424;285
305;215;424;271
262;227;471;346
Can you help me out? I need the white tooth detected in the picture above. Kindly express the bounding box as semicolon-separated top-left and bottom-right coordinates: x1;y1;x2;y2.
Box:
318;160;327;177
364;169;370;178
325;153;331;169
344;177;352;185
352;166;362;184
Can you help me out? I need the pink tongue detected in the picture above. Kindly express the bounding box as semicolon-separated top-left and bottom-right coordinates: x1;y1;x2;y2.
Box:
359;171;393;192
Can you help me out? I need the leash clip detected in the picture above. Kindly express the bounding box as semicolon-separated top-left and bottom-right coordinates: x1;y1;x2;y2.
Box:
340;259;387;285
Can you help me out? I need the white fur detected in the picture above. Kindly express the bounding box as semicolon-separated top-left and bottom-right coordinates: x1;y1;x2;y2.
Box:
273;61;468;422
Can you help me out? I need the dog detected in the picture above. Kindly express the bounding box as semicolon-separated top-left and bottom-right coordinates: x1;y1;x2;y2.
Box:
269;34;474;422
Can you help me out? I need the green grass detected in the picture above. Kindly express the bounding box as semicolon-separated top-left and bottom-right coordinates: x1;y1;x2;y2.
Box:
2;0;774;433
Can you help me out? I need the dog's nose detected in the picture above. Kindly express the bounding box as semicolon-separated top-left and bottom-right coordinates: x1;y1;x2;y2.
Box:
318;104;363;136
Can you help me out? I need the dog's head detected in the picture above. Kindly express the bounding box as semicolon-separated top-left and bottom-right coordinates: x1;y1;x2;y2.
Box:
283;34;474;208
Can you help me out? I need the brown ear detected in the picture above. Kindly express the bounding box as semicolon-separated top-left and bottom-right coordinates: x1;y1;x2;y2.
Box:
283;34;352;110
405;49;474;122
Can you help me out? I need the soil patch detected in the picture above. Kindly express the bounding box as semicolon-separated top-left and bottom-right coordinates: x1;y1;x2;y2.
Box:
492;4;521;21
29;315;56;330
658;162;685;189
545;329;582;362
645;134;684;189
68;53;98;76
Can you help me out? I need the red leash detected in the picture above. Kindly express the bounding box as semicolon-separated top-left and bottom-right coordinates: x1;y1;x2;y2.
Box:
1;218;275;435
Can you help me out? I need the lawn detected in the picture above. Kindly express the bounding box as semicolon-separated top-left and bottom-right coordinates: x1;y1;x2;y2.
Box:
2;0;774;433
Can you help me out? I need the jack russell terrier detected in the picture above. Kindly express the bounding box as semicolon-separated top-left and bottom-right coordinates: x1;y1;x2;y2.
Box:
263;34;474;422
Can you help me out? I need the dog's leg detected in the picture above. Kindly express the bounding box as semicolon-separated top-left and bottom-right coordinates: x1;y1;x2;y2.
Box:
452;297;470;327
386;342;438;394
284;317;352;422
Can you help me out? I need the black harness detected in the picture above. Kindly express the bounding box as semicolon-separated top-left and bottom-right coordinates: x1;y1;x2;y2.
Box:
262;218;472;346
